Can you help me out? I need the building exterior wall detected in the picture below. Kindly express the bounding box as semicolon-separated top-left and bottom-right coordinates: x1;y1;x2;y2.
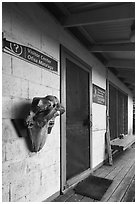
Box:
92;66;106;168
2;2;134;202
2;3;60;202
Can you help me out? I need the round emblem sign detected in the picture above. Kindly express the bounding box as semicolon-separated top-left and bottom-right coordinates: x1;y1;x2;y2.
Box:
10;42;23;55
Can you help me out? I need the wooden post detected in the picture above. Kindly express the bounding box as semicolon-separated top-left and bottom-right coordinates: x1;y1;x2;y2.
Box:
106;71;113;165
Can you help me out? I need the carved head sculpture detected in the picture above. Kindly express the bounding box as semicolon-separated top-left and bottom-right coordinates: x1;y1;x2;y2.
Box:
25;95;65;152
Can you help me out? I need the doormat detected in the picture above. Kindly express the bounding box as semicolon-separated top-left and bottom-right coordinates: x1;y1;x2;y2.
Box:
74;175;113;201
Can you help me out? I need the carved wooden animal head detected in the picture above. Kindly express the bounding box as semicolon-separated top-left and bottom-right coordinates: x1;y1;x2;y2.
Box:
25;95;65;152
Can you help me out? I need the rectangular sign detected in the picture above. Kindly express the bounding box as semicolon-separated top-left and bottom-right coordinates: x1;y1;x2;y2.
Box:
93;84;106;105
3;38;58;72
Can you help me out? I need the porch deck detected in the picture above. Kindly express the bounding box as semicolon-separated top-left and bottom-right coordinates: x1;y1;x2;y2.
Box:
54;144;135;202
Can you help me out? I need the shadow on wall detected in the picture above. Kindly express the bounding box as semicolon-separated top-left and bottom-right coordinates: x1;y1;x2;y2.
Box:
11;101;33;152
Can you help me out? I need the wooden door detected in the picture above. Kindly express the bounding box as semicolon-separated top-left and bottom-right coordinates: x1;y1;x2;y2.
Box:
61;47;92;191
109;84;117;140
66;59;90;180
118;90;128;136
118;90;124;136
124;94;128;135
109;83;128;140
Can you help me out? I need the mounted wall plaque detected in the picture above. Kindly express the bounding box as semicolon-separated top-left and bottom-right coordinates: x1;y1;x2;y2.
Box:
93;84;106;105
3;38;58;72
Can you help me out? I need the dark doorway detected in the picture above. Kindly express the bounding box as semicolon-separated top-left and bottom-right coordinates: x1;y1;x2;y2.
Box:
109;83;128;140
66;59;90;180
61;47;92;191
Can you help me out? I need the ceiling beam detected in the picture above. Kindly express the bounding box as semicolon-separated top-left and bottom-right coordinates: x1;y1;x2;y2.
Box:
54;2;70;16
53;3;109;62
117;72;134;79
63;3;135;27
124;81;135;86
106;59;135;69
78;26;95;44
77;27;109;61
96;39;131;45
88;43;135;52
118;73;135;79
119;75;135;82
66;2;120;12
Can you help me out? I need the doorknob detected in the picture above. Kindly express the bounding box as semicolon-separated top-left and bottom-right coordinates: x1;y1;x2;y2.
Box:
90;121;92;128
83;119;92;128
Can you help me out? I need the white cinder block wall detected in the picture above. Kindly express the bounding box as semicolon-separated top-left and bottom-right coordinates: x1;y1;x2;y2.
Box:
2;3;60;202
2;2;133;202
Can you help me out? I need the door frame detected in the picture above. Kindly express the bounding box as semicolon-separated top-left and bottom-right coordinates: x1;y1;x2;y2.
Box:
60;45;93;193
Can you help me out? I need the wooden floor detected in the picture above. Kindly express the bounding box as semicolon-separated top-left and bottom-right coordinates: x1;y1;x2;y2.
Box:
54;144;135;202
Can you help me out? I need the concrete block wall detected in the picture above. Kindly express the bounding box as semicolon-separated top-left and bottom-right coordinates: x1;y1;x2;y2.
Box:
2;2;60;202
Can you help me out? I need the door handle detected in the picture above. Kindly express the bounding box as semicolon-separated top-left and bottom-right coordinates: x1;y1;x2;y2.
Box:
90;121;92;128
83;119;92;128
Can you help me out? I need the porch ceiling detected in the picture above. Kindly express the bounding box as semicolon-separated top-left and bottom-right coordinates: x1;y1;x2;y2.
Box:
42;2;135;97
